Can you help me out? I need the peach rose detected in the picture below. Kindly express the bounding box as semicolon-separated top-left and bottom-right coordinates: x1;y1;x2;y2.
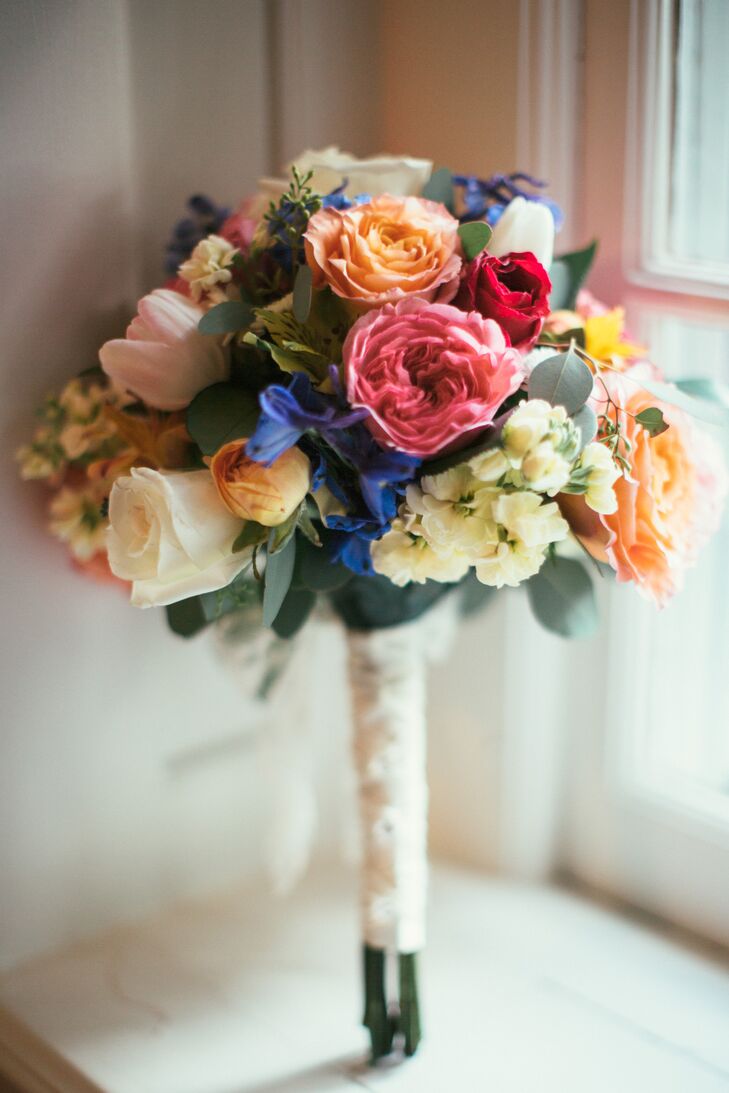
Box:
303;194;461;309
210;439;311;526
566;370;727;606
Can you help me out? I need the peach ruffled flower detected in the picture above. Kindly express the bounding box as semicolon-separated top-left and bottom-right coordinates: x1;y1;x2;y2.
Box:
304;194;461;309
565;369;727;606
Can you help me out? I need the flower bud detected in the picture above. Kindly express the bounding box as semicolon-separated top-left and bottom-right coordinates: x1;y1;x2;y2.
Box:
210;440;311;526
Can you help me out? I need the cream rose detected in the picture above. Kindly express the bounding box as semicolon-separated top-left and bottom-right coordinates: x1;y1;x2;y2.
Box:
259;147;433;204
107;467;252;607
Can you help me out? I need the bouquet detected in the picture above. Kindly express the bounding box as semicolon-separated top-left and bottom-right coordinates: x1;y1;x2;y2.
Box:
18;148;728;1061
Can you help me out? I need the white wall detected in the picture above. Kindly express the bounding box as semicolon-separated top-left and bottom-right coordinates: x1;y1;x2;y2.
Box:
1;0;583;970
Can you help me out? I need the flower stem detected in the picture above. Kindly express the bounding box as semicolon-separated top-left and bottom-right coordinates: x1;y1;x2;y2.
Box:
362;945;395;1061
397;952;422;1056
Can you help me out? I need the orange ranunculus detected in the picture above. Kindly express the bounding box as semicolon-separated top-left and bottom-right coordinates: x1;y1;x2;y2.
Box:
210;440;311;526
570;369;727;606
303;194;461;309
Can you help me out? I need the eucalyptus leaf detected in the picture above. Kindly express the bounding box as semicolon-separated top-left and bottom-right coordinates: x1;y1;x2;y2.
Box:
262;534;296;627
457;221;492;261
549;240;598;310
572;402;598;448
421;167;455;211
292;263;313;324
165;568;261;638
198;300;254;335
186;383;260;455
528;348;594;414
526;556;598;639
296;535;352;591
271;587;316;639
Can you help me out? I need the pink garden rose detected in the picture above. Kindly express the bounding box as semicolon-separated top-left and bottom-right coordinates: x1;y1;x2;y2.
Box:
304;194;461;309
343;298;524;458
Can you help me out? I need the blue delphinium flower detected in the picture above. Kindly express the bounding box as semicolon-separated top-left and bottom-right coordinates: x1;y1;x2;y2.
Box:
164;194;231;275
452;171;564;231
247;369;420;575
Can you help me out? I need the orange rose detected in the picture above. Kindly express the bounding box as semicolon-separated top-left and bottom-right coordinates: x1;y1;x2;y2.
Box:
210;439;311;526
566;370;727;606
303;194;461;309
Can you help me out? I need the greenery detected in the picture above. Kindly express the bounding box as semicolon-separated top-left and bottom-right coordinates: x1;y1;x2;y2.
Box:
186;383;259;455
528;347;594;415
526;555;598;638
457;220;492;260
549;240;598;310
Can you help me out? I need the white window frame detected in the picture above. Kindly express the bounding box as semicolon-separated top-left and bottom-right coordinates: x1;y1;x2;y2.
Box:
624;0;729;298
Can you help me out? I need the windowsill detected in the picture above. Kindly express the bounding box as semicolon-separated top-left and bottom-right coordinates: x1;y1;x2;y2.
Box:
1;863;728;1093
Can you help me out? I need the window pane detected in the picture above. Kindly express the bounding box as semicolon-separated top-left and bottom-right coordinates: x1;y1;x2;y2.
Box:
670;0;729;266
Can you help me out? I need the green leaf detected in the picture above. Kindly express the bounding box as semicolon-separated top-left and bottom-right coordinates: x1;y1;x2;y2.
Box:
528;348;594;414
262;534;296;627
267;508;300;555
572;402;598;448
421;167;455;211
296;534;352;591
297;506;322;547
549;241;598;310
675;378;729;415
166;597;208;638
458;570;496;618
329;575;452;631
165;569;261;638
232;521;266;553
198;300;254;335
271;587;316;639
186;383;259;455
292;263;313;324
457;221;492;261
526;556;598;639
635;407;669;437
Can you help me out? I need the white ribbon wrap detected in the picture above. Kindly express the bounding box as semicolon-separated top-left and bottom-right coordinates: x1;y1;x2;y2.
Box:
347;598;457;953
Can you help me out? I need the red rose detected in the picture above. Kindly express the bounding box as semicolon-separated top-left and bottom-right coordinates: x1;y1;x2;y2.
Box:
454;250;551;350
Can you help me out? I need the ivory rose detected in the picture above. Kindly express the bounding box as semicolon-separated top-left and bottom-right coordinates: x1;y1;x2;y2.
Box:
343;298;524;458
258;148;433;206
304;194;461;309
99;289;229;411
571;372;727;605
210;440;311;526
107;467;251;607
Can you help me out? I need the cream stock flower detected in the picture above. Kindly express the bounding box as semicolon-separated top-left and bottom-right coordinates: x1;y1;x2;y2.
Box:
501;399;580;494
406;466;497;561
178;234;238;304
370;518;470;587
475;490;569;588
107;467;252;607
49;483;108;562
572;442;620;514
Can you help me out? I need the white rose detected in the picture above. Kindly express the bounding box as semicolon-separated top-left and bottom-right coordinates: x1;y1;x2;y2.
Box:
489;196;555;270
260;147;433;202
107;467;252;608
100;289;229;411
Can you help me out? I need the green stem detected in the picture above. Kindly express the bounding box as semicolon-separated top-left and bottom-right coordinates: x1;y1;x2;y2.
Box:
362;945;395;1061
397;952;422;1057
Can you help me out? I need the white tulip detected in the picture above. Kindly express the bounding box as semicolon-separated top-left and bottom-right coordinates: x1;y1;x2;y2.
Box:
107;467;252;608
99;289;229;411
489;196;555;269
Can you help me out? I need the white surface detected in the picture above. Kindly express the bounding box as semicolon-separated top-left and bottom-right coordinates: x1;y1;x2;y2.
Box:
1;864;728;1093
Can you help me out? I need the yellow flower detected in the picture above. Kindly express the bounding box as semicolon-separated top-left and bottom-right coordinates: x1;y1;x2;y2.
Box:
48;483;108;562
584;308;645;365
178;235;238;304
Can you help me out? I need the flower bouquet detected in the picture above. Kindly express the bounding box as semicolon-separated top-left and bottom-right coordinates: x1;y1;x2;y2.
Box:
18;148;727;1061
